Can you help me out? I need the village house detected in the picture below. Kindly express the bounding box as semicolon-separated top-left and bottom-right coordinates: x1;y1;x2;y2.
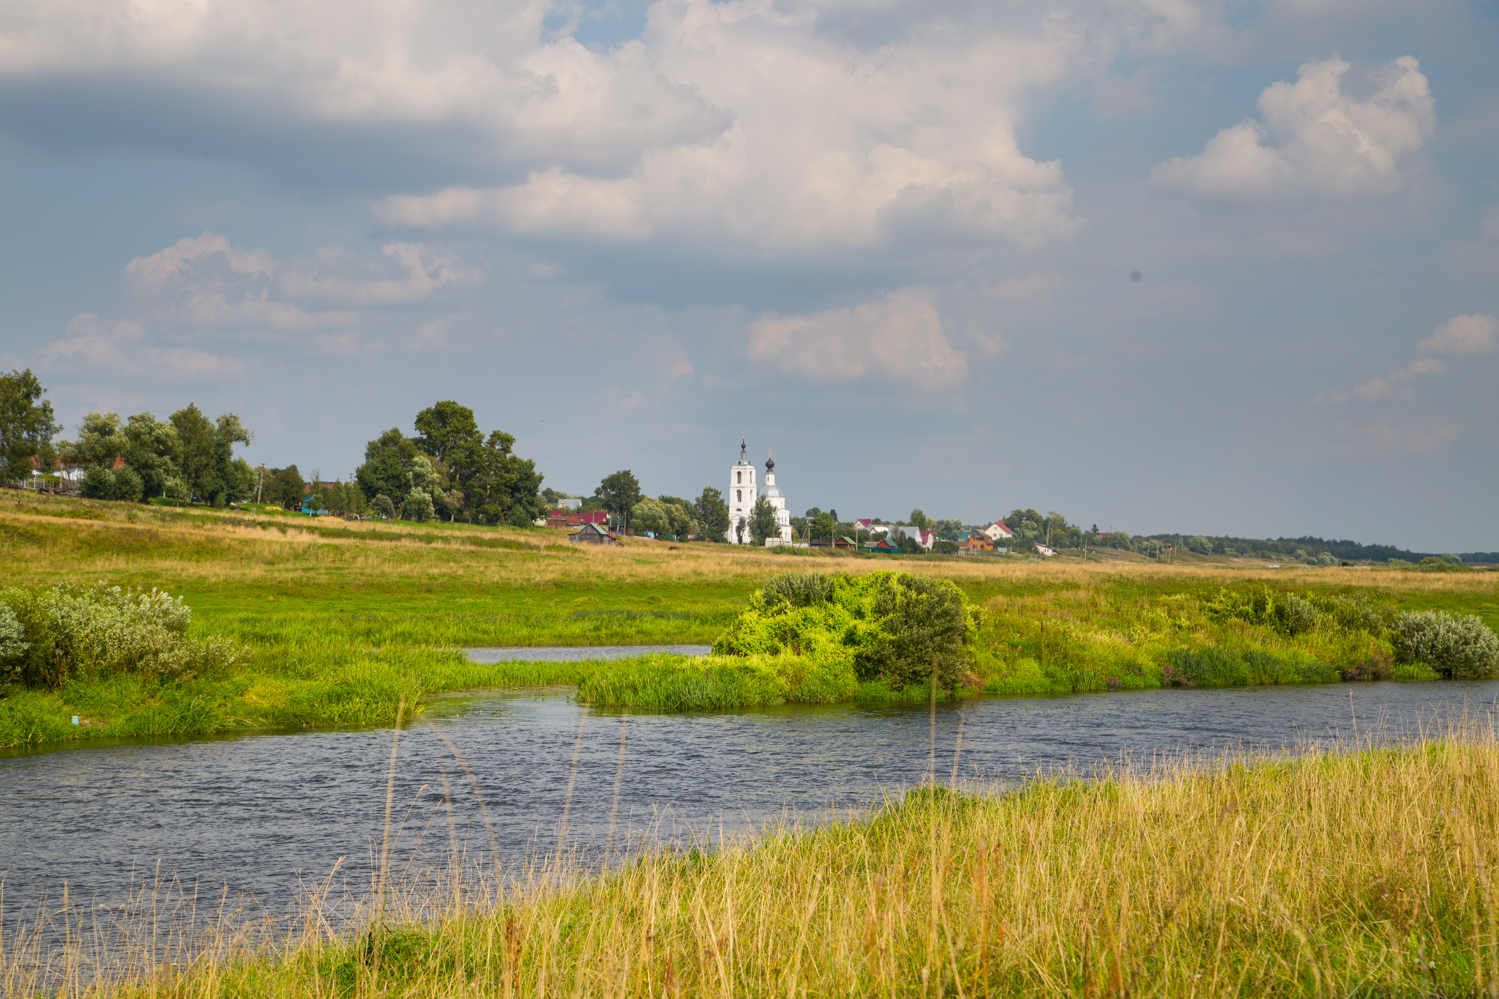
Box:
980;519;1014;543
568;521;617;545
960;531;994;554
547;510;609;530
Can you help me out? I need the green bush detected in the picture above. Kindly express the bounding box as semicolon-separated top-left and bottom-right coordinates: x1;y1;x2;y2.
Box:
0;603;28;685
80;465;115;498
0;583;244;689
712;571;976;693
112;465;144;502
1389;611;1499;680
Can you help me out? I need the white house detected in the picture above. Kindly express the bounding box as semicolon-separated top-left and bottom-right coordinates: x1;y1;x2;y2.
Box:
981;520;1014;543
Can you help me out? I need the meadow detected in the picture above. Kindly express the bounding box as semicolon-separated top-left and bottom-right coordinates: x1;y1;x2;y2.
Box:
6;722;1498;998
2;490;1496;749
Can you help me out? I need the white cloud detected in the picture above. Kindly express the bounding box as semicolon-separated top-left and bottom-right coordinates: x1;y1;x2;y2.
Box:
35;233;476;380
117;231;473;330
747;287;967;389
375;0;1078;251
1317;354;1445;405
38;314;250;380
1151;55;1433;199
1419;313;1497;355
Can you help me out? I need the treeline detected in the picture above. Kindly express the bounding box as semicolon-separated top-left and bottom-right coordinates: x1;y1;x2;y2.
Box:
259;401;545;524
1;370;545;525
552;470;734;541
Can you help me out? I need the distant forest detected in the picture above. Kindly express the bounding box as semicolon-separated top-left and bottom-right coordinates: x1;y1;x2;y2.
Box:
1140;533;1499;565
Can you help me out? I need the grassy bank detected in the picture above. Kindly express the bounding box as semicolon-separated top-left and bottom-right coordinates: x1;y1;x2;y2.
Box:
11;729;1499;998
2;491;1497;748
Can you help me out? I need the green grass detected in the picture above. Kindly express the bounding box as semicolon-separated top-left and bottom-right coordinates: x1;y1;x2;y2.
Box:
3;491;1496;750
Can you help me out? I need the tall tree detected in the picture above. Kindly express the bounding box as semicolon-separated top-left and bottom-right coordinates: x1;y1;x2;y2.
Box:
121;413;181;499
171;404;253;505
595;470;642;529
749;495;777;545
695;487;730;542
0;370;60;483
413;401;485;484
63;413;127;470
356;428;420;503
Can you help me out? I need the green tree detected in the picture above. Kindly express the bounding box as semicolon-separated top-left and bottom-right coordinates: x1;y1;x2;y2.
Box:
749;495;777;545
413;400;485;485
810;511;835;543
0;369;61;483
356;429;420;503
111;465;144;502
371;494;397;519
695;487;730;542
64;413;127;470
1186;536;1211;555
631;498;672;537
268;466;306;509
908;508;930;531
403;490;435;522
596;470;642;530
80;465;115;499
121;413;181;499
170;405;253;505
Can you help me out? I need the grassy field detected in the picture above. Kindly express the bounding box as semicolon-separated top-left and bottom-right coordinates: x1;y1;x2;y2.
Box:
8;725;1498;998
2;490;1497;749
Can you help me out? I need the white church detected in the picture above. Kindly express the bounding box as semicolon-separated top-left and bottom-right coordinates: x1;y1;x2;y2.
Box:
728;438;793;545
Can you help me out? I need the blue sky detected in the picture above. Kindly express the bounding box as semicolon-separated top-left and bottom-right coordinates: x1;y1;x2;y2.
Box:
1;0;1496;551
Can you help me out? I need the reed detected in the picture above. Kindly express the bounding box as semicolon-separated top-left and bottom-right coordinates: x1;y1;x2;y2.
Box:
7;719;1498;998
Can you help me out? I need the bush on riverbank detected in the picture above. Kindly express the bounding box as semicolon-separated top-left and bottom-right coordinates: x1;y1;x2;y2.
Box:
39;730;1499;999
0;583;243;689
1391;609;1499;679
713;570;976;689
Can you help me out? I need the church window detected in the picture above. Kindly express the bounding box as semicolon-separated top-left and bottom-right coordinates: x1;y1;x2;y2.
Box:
737;470;741;483
736;489;742;502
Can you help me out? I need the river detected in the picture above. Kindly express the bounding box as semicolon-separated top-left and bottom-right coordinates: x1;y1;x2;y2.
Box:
3;649;1497;946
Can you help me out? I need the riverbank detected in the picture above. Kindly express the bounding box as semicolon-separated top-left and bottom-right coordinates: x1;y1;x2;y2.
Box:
12;730;1497;998
2;492;1495;748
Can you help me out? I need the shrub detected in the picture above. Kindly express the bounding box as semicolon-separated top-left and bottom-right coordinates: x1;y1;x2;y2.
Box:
80;465;115;498
403;490;435;522
0;603;28;685
713;571;975;693
760;571;835;610
0;583;242;689
1185;536;1211;554
1390;611;1499;679
112;465;144;502
371;494;397;519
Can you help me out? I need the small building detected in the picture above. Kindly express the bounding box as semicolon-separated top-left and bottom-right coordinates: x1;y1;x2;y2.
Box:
568;522;617;545
960;531;994;554
548;510;609;530
980;520;1014;543
863;537;901;553
914;528;935;552
836;536;855;549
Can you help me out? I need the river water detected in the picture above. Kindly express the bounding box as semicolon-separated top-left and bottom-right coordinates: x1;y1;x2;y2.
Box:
3;648;1498;940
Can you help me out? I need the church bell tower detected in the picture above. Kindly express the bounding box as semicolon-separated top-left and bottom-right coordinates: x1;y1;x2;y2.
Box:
728;435;757;543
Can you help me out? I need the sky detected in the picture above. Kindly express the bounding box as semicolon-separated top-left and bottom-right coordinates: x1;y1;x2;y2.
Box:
1;0;1496;552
